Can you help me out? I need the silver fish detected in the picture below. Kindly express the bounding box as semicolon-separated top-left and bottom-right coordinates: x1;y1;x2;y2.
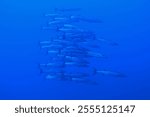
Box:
93;69;126;77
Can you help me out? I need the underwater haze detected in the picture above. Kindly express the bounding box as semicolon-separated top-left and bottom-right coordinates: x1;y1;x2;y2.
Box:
0;0;150;100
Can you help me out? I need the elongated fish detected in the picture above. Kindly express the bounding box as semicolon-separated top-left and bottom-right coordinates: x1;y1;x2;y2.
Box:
93;69;126;77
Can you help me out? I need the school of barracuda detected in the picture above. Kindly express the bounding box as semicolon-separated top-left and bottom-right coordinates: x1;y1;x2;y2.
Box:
39;8;126;85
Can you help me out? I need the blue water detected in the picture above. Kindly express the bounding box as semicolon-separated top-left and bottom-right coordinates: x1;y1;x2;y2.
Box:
0;0;150;100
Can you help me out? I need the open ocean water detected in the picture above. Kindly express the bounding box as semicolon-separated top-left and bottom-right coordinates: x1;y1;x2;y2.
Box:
0;0;150;100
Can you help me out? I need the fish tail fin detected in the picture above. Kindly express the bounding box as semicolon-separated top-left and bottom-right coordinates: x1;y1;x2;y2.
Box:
37;63;44;75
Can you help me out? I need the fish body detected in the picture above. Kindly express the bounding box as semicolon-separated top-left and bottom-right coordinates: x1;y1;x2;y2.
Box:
45;73;64;79
93;69;126;77
39;41;51;45
45;13;60;17
47;50;60;55
88;52;105;58
65;61;89;67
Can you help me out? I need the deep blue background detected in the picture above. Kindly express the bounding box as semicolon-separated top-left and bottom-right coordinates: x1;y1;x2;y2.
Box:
0;0;150;99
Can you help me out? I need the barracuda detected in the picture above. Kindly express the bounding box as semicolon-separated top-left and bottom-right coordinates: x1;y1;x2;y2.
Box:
39;41;51;44
38;8;124;85
93;69;126;78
